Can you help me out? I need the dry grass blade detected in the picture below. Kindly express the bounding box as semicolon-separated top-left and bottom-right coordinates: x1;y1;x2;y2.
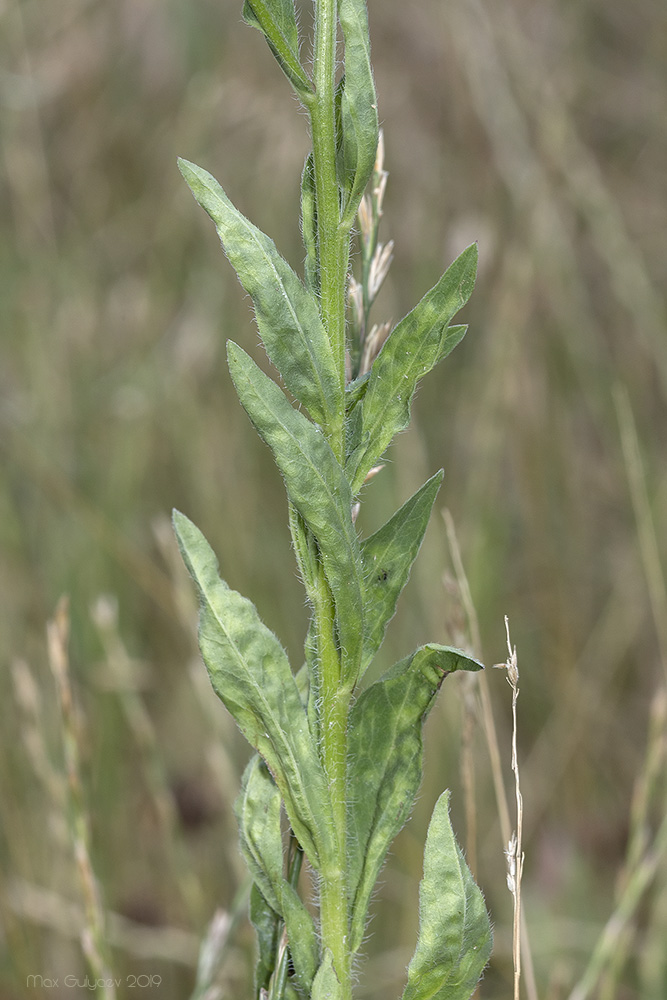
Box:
566;687;667;1000
501;618;523;1000
614;384;667;680
47;596;116;998
7;877;201;966
443;510;536;999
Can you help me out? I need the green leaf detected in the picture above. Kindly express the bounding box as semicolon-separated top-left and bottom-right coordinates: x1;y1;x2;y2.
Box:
178;158;341;427
282;882;319;994
172;509;335;868
300;153;319;296
347;645;484;953
235;756;285;915
402;791;493;1000
249;883;279;998
311;951;343;1000
345;370;370;411
304;620;321;744
338;0;379;226
288;502;319;607
227;342;365;686
360;470;444;672
346;244;478;493
242;0;313;98
236;758;319;993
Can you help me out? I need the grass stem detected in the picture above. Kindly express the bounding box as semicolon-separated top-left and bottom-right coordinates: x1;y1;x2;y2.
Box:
47;596;116;1000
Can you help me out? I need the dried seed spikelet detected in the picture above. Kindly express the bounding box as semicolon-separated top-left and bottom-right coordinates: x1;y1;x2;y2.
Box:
358;194;373;249
352;465;386;519
363;464;385;482
360;321;392;375
368;239;394;302
372;129;387;213
348;276;364;336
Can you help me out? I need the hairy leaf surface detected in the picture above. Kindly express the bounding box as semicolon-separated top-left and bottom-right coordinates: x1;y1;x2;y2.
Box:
236;758;319;993
346;244;478;493
347;645;484;952
311;951;343;1000
227;342;365;685
338;0;379;225
249;883;279;998
173;510;334;866
360;470;444;672
282;881;319;993
178;158;340;427
300;153;319;295
402;791;493;1000
242;0;312;97
235;755;284;915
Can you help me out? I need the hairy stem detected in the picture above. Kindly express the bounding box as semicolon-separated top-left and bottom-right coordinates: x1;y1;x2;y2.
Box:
311;0;349;462
309;0;354;992
312;560;351;996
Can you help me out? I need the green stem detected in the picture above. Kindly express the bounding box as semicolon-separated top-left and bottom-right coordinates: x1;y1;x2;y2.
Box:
309;1;354;993
315;566;351;998
311;0;349;462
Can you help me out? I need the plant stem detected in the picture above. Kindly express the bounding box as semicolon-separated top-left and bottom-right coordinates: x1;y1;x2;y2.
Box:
309;1;356;992
311;0;349;462
313;562;351;996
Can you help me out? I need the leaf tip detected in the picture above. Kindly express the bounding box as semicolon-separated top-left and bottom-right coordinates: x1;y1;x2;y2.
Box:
226;339;247;377
171;506;187;536
171;507;196;554
177;156;195;181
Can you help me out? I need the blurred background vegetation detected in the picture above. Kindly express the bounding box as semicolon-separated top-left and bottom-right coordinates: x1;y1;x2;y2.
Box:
2;0;667;996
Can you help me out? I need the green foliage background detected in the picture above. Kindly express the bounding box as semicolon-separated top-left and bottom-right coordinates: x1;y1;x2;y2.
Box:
1;0;666;996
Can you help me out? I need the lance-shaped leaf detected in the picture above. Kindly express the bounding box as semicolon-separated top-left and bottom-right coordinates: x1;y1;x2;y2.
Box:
236;758;319;993
282;882;319;994
360;470;444;673
249;883;279;998
345;370;370;411
227;342;365;685
347;645;484;953
178;159;341;427
242;0;313;99
402;791;492;1000
173;510;334;867
346;244;478;493
338;0;379;226
235;756;285;915
301;153;319;296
